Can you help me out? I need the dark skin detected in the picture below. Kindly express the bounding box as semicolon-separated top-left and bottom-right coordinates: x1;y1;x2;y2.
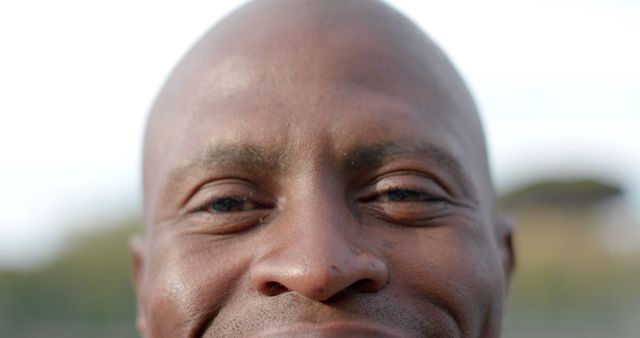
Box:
132;0;514;337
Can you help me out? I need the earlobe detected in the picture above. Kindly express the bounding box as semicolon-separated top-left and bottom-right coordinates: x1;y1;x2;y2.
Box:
129;233;148;337
496;214;515;289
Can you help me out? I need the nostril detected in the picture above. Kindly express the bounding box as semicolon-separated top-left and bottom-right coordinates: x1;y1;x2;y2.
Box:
264;281;288;296
350;278;379;292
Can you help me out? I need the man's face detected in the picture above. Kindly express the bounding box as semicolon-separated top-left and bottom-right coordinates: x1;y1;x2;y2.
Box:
134;2;512;337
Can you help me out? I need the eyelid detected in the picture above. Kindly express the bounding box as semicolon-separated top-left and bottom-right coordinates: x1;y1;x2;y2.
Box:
358;171;450;201
182;179;272;215
194;195;250;213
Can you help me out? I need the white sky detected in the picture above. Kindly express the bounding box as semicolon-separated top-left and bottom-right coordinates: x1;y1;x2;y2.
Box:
1;0;639;268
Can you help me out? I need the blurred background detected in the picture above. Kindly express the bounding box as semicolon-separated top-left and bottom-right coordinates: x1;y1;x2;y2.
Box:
1;0;638;337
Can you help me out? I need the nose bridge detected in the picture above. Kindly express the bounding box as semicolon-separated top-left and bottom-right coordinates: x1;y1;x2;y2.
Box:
250;174;388;301
283;166;356;258
288;188;355;271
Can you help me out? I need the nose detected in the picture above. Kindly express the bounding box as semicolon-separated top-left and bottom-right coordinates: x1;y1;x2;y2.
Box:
250;198;389;301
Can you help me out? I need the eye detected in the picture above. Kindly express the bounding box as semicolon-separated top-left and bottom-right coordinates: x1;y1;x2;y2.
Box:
183;179;274;218
182;181;275;234
206;196;259;213
357;173;452;224
359;173;449;204
378;188;445;203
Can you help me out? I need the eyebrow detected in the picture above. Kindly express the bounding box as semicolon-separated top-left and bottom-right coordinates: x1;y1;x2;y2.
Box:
194;144;284;172
167;143;286;189
341;141;475;198
167;140;475;199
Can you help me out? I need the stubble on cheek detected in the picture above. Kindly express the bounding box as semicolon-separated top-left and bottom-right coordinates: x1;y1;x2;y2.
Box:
140;221;503;338
143;234;248;338
202;289;461;338
396;228;505;338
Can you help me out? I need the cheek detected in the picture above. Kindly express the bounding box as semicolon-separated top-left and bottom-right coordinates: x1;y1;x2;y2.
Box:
143;234;250;338
384;224;505;336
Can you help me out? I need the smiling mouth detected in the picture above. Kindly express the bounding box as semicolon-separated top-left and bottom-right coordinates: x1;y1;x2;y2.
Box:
250;321;404;338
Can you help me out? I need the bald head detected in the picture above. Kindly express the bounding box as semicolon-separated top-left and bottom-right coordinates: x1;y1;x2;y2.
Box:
157;0;473;98
144;0;489;200
134;1;512;337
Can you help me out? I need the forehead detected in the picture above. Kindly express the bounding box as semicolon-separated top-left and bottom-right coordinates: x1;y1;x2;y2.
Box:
173;82;462;172
143;12;490;214
149;46;481;166
144;71;486;214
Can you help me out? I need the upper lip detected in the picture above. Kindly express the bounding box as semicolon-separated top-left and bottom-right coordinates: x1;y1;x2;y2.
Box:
250;320;404;338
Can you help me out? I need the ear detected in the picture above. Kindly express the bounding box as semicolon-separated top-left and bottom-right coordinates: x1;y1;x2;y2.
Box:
130;233;148;337
495;214;515;292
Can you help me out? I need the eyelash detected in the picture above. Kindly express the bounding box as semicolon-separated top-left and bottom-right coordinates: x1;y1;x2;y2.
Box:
389;188;445;202
194;195;263;213
360;185;448;203
194;186;445;214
